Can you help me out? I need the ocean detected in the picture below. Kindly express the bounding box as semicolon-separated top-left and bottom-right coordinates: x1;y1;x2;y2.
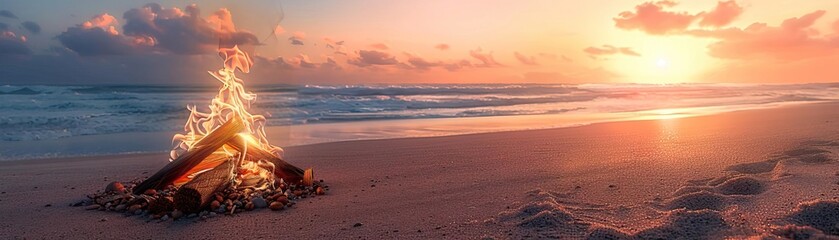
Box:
1;83;838;160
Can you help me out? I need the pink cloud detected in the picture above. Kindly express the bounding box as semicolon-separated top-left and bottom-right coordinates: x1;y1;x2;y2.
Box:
698;1;743;27
58;4;259;56
687;10;839;60
514;52;538;65
584;45;641;57
469;48;503;67
614;1;697;35
369;43;389;50
435;44;450;50
348;50;399;67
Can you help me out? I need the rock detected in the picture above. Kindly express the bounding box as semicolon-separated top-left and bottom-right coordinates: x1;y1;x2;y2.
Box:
44;204;52;207
353;223;363;227
105;182;125;193
114;204;126;211
171;210;183;220
276;195;290;205
161;215;169;221
143;189;157;196
293;190;304;197
187;213;198;218
245;202;255;211
316;187;325;195
269;201;284;211
128;204;142;213
210;200;221;210
252;197;268;208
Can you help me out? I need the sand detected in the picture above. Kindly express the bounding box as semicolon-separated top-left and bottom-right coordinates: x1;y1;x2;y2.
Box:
1;102;838;239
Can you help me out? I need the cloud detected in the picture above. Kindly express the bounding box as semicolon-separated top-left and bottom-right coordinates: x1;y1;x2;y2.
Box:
686;10;838;60
469;48;502;67
0;10;17;19
443;60;473;71
514;52;538;65
369;43;389;50
57;4;260;56
57;14;141;56
297;54;317;68
614;1;697;35
435;44;450;50
288;31;305;45
21;21;41;34
321;56;341;70
348;50;399;67
0;31;31;55
402;53;443;70
583;45;641;57
698;1;743;27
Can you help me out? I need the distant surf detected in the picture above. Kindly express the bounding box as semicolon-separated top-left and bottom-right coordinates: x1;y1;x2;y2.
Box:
1;83;838;160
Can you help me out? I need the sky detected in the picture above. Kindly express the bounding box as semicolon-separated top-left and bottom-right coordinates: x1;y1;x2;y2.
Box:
0;0;838;85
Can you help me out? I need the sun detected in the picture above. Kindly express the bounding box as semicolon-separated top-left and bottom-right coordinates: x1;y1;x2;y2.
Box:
656;58;669;69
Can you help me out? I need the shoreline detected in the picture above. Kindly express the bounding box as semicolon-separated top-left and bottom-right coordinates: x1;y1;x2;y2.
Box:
1;100;838;238
1;100;829;162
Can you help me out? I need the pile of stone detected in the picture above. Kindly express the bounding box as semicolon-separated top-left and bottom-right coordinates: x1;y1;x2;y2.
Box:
74;179;327;222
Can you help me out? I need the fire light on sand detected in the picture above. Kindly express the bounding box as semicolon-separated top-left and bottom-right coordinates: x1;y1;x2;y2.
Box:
77;46;325;220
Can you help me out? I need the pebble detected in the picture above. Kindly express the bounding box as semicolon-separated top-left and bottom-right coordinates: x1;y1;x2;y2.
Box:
187;213;198;218
210;200;221;210
105;182;125;193
316;187;325;195
128;204;142;213
269;201;284;211
143;189;157;196
44;204;52;207
114;204;126;211
276;195;289;205
252;197;268;208
353;223;363;227
161;215;169;221
171;210;183;220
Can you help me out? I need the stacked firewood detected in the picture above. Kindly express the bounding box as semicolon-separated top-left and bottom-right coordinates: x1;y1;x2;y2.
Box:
74;117;324;221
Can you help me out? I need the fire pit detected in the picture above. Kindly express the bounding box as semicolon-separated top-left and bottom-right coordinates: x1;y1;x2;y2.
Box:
76;46;324;221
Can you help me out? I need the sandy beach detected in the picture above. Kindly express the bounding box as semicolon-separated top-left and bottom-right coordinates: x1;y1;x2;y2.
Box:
1;102;838;239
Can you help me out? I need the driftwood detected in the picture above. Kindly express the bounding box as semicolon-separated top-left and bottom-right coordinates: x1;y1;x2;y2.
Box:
148;197;174;214
133;117;245;194
173;160;234;213
226;136;313;186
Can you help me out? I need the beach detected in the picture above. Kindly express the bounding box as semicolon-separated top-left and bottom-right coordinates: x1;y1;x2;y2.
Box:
1;101;838;239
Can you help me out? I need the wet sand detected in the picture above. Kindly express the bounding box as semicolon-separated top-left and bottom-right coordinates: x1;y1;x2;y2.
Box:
1;102;838;239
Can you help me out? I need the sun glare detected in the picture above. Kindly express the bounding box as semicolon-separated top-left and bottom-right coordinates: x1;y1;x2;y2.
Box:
656;58;669;69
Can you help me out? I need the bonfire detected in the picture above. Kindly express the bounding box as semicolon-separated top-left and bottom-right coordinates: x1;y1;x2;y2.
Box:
78;46;322;220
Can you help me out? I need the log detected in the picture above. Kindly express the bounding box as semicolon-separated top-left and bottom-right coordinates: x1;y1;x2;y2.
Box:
226;136;313;185
133;117;245;195
148;197;174;215
173;160;234;213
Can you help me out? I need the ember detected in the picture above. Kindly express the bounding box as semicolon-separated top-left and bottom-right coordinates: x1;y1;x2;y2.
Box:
76;46;324;220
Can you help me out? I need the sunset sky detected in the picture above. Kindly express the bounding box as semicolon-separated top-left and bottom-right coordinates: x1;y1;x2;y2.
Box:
1;0;838;85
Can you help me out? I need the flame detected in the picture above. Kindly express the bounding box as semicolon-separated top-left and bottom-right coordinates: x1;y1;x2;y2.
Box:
170;45;281;190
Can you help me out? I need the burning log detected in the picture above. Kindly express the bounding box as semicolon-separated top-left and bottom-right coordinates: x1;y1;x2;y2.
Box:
133;117;245;195
173;160;235;213
226;137;313;185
